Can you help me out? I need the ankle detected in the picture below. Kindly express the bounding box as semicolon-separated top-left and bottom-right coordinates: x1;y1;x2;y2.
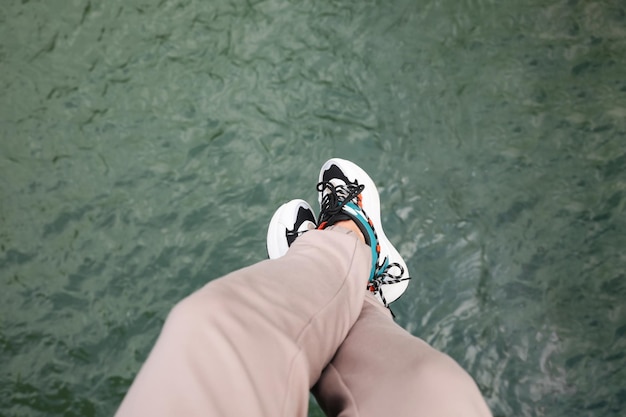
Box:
332;220;366;244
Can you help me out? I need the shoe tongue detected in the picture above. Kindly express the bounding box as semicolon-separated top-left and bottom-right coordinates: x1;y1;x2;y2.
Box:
295;206;315;226
322;164;350;184
328;179;351;199
294;207;316;234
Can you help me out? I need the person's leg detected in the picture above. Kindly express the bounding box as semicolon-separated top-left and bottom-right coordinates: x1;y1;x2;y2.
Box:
312;293;493;417
115;226;370;417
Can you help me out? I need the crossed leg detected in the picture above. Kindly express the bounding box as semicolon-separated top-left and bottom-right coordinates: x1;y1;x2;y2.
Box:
115;227;370;417
313;293;492;417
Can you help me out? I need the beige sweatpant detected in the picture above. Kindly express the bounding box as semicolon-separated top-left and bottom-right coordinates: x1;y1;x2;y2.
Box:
115;227;492;417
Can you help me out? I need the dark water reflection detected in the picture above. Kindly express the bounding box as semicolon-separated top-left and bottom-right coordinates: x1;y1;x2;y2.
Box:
1;0;625;416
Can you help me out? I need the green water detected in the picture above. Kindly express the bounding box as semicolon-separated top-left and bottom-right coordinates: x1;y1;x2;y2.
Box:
1;0;625;416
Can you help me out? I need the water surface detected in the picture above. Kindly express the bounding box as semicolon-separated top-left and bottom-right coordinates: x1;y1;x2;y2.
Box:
1;0;625;416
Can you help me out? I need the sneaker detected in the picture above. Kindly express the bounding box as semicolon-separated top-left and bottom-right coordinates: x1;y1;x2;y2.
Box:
266;199;317;259
318;158;410;306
